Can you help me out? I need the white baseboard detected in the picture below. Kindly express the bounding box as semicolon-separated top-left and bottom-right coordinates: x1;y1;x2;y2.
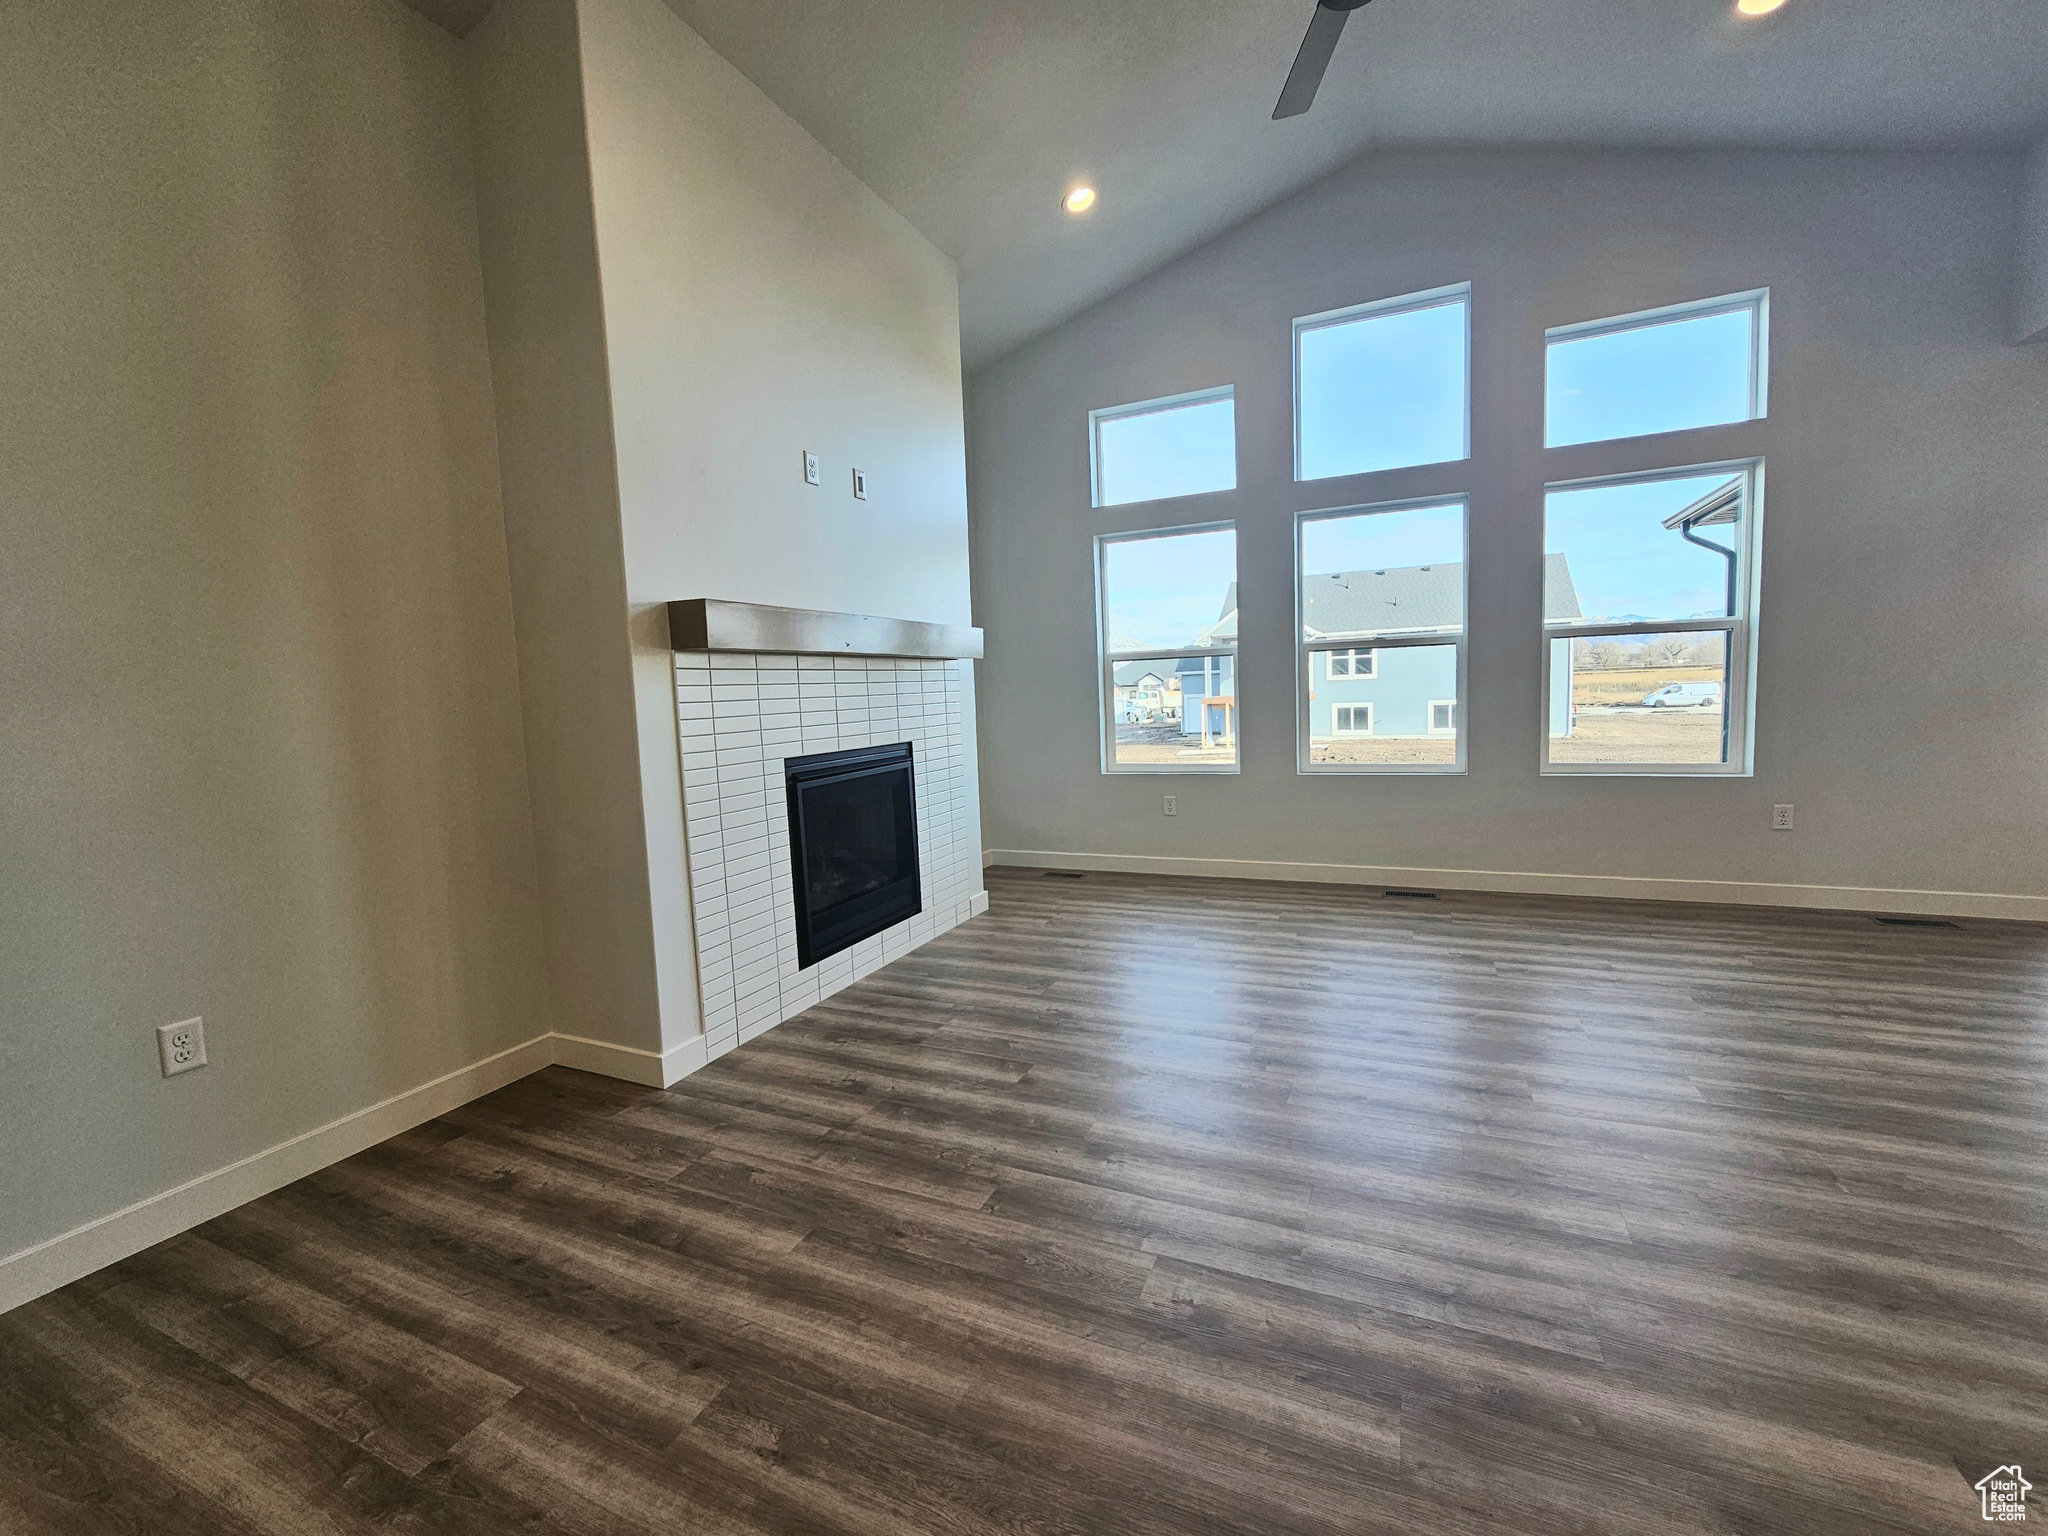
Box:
983;848;2048;923
968;889;991;916
0;1033;553;1316
551;1030;708;1088
0;1025;718;1317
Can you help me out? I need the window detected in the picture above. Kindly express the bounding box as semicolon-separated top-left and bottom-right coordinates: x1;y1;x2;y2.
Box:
1546;290;1767;447
1542;463;1761;774
1296;284;1469;481
1091;388;1236;508
1097;524;1239;772
1297;497;1465;773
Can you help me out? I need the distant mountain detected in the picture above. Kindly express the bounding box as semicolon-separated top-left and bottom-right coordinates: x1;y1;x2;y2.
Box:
1578;613;1723;633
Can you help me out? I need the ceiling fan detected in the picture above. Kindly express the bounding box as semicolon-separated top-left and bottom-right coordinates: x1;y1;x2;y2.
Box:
1273;0;1373;120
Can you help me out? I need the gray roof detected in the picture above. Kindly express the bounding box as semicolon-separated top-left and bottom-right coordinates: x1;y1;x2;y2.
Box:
1661;474;1744;530
1304;557;1581;638
1112;558;1582;668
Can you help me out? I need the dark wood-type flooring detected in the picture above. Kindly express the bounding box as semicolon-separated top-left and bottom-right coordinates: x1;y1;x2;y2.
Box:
6;868;2048;1534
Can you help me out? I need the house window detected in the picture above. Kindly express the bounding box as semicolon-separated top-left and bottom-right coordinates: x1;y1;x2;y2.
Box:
1297;496;1466;774
1091;387;1236;508
1546;290;1767;448
1542;463;1761;775
1097;523;1239;773
1296;283;1469;482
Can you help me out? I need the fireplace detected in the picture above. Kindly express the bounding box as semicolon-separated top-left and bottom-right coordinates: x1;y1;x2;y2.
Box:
784;742;923;968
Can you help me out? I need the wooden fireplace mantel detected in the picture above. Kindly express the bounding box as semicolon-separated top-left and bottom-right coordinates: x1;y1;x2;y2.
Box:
666;599;983;661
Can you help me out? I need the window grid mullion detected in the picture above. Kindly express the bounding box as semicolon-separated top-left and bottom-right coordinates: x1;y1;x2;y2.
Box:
1547;617;1739;642
1306;632;1465;654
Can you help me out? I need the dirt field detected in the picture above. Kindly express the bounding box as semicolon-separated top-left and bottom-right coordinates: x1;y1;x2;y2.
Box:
1570;665;1722;707
1112;723;1235;766
1113;682;1723;767
1307;737;1457;765
1551;709;1725;764
1554;666;1727;764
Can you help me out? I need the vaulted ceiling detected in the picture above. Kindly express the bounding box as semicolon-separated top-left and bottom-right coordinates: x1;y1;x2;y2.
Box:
406;0;2048;367
654;0;2048;369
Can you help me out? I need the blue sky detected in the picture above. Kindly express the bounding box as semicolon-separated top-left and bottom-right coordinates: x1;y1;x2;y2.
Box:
1547;306;1754;446
1299;299;1467;479
1301;503;1465;580
1546;473;1743;621
1103;296;1750;507
1103;527;1237;651
1097;395;1236;507
1105;481;1742;647
1098;297;1751;644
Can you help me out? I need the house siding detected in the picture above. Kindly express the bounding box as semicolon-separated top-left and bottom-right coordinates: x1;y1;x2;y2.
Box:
1311;648;1455;737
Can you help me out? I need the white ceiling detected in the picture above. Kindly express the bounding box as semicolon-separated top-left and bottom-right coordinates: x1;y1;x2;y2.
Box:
656;0;2048;369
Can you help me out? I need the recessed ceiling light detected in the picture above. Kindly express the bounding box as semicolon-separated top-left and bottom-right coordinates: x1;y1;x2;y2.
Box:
1736;0;1787;13
1063;185;1097;216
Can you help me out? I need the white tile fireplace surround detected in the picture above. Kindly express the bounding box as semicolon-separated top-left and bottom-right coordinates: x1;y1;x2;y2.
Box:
673;649;985;1060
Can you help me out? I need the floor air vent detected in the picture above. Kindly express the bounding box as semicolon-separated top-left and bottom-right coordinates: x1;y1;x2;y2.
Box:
1874;916;1958;929
1383;889;1440;900
1042;871;1086;881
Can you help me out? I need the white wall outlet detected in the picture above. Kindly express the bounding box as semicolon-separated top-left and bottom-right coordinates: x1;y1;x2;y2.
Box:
1162;794;1177;817
157;1017;207;1078
851;468;867;500
1772;804;1795;831
802;451;821;486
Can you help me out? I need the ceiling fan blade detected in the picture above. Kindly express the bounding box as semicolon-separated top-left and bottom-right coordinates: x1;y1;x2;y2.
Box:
1273;2;1352;120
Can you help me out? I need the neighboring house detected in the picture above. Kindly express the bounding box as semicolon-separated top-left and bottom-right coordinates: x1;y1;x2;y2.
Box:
1111;599;1239;738
1113;654;1235;736
1110;661;1181;723
1179;595;1239;738
1110;560;1582;743
1303;557;1582;739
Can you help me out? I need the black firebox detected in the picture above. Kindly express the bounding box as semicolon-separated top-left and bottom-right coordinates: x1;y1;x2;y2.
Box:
785;742;922;968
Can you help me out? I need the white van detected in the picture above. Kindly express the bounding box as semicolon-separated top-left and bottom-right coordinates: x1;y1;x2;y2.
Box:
1642;681;1723;709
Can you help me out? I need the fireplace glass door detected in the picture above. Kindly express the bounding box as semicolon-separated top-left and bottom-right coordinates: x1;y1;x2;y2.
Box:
785;742;922;967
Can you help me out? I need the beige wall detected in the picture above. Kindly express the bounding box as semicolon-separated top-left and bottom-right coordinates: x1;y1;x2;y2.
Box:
584;0;975;629
2019;137;2048;345
0;0;552;1260
465;0;668;1064
575;0;980;1053
968;148;2048;911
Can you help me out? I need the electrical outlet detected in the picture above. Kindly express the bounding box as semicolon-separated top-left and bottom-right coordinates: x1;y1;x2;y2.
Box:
1772;804;1795;831
157;1017;207;1078
802;451;821;486
1162;794;1177;817
851;468;867;500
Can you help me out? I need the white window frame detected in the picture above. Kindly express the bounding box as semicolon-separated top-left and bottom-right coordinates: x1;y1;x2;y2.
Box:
1089;386;1237;509
1540;459;1764;778
1429;699;1457;735
1325;647;1377;680
1544;288;1770;448
1334;704;1375;736
1096;521;1240;776
1296;495;1468;777
1293;281;1472;484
